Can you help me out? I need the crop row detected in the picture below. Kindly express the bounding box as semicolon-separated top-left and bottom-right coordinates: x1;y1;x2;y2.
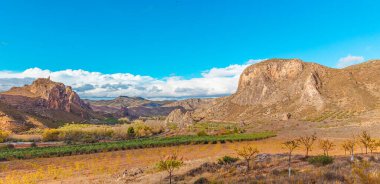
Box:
0;132;275;161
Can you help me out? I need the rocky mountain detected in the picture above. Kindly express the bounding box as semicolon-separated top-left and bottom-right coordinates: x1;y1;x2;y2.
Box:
168;59;380;125
163;98;215;111
86;96;213;120
85;96;174;114
0;78;98;132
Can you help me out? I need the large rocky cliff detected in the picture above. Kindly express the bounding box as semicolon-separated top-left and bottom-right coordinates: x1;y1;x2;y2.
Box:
167;59;380;124
0;78;95;132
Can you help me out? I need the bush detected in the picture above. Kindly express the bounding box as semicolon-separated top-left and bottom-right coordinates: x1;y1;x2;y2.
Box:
31;142;38;148
132;122;154;137
194;177;210;184
127;127;135;138
218;156;239;165
118;117;130;124
308;155;334;166
0;130;10;143
197;130;208;136
323;171;345;182
42;129;60;141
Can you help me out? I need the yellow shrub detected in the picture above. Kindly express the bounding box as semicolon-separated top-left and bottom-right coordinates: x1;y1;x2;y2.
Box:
132;122;153;137
0;130;10;143
42;129;60;142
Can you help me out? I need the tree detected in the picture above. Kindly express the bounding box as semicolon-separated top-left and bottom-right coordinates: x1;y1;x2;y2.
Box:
127;126;135;138
156;153;184;184
342;139;355;155
282;140;299;178
359;131;373;154
319;139;335;156
342;143;349;155
368;139;378;154
297;133;317;157
236;145;259;172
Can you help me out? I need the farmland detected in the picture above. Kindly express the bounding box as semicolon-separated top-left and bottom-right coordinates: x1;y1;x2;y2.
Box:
0;132;275;161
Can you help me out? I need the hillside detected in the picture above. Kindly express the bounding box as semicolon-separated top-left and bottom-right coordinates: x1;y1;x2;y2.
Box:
170;59;380;124
86;96;211;119
0;78;99;132
85;96;173;113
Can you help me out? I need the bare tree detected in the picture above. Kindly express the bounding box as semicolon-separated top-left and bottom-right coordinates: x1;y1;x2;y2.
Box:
236;145;259;172
342;142;349;155
297;133;317;157
368;139;378;154
359;131;373;154
343;139;355;155
283;140;299;178
156;153;184;184
319;139;335;156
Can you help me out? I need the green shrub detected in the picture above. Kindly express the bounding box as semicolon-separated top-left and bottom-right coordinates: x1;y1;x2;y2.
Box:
197;130;208;136
308;155;334;166
218;156;239;165
127;127;135;138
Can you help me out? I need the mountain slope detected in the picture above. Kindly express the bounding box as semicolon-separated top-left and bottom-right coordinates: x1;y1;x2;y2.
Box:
0;78;98;132
185;59;380;123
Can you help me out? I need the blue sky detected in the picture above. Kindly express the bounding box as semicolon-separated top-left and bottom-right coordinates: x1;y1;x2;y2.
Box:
0;1;380;99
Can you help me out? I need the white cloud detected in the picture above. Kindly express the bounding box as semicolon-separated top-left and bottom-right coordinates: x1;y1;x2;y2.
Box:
336;54;365;68
0;59;264;100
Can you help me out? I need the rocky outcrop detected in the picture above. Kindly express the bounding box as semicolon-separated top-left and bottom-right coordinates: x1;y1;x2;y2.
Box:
0;78;98;132
165;109;194;127
191;59;380;122
231;59;325;109
3;78;91;116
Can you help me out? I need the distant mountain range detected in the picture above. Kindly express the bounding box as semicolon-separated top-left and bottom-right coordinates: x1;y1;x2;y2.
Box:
1;59;379;132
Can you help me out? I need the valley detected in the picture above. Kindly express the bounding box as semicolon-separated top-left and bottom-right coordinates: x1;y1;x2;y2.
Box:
0;59;380;183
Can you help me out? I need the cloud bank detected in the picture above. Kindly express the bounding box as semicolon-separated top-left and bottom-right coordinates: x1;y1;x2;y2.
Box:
0;59;263;100
336;54;365;68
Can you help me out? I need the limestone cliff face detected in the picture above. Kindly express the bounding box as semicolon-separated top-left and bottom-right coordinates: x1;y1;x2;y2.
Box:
191;59;380;122
0;78;96;132
4;78;91;114
231;59;325;110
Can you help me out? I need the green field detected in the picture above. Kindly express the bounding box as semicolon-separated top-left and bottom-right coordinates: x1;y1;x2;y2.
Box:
0;132;275;161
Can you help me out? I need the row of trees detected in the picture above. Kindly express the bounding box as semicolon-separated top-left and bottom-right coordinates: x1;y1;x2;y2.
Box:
155;130;378;183
285;131;379;159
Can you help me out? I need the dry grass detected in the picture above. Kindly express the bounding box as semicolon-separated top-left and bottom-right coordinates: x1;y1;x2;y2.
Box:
7;134;42;142
172;154;380;184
